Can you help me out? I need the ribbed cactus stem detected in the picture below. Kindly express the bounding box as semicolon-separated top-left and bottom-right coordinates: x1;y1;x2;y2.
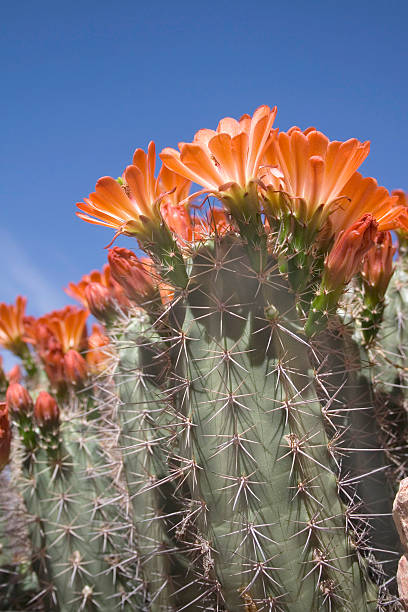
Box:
168;238;378;610
313;324;402;595
20;411;133;611
113;312;182;610
0;464;38;611
368;253;408;485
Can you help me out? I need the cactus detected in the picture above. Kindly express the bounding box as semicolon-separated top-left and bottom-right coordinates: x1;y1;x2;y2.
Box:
367;249;408;485
16;389;136;611
1;105;408;610
111;312;176;609
153;237;380;610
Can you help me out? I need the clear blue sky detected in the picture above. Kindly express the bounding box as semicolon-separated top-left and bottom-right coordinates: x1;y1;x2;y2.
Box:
0;0;407;323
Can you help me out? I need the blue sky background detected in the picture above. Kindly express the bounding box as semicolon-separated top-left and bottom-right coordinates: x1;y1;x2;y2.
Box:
0;0;407;364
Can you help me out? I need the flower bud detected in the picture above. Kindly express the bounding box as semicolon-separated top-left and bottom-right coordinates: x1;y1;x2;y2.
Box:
7;364;22;385
6;383;33;415
63;349;88;387
324;214;378;289
0;403;11;471
306;215;379;338
108;248;156;304
34;391;59;427
85;283;116;322
362;231;395;300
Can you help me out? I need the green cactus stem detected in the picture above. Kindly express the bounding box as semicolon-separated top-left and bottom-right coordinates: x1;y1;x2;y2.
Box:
19;408;135;611
165;236;378;610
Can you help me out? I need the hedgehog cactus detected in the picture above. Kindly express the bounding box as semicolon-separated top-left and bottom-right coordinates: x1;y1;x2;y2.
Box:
1;105;408;611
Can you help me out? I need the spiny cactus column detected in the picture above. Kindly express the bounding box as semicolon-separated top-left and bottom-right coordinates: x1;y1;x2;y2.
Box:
111;311;179;610
17;390;135;611
311;322;402;599
108;305;203;611
0;465;39;610
368;247;408;486
164;237;378;611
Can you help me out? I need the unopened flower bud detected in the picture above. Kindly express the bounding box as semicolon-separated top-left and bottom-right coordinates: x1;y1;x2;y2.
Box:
0;403;11;471
63;349;88;386
85;283;116;322
6;383;33;415
7;364;21;385
324;214;378;289
34;391;59;427
362;231;395;300
108;247;156;304
305;215;379;338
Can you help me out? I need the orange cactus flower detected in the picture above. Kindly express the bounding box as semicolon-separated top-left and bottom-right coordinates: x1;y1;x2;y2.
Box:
160;105;277;193
324;214;378;289
329;172;406;235
160;201;207;243
23;317;66;388
392;190;408;232
262;126;370;228
27;307;88;355
160;202;233;244
65;265;111;307
0;296;28;354
65;264;129;310
0;403;11;471
160;106;277;229
362;231;395;300
87;324;111;375
158;165;192;208
76;142;190;244
39;306;88;355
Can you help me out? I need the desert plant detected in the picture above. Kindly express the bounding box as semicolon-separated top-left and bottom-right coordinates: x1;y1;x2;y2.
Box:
1;105;408;611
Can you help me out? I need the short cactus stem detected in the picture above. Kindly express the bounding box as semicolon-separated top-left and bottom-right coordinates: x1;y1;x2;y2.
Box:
264;192;325;298
20;412;135;611
359;299;386;347
304;287;341;337
110;311;188;609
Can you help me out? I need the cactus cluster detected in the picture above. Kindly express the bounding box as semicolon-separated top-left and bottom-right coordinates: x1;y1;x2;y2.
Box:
1;105;408;611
